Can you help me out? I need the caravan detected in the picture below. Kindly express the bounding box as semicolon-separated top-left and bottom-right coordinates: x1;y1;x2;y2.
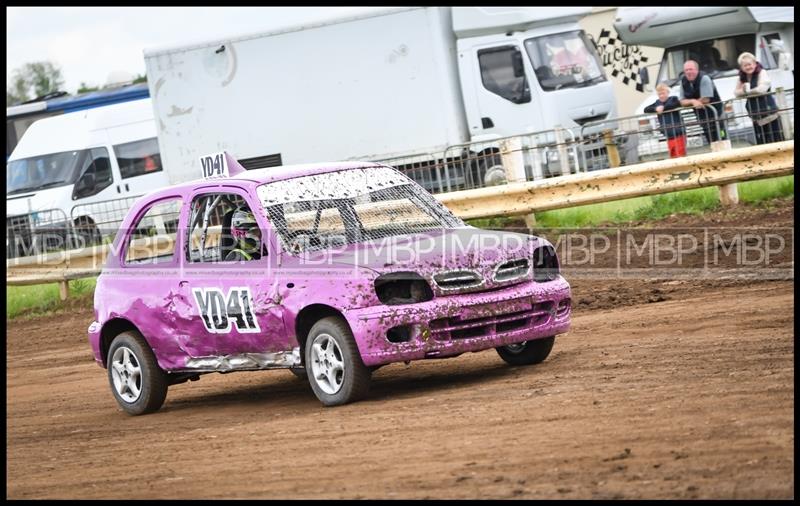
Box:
6;98;167;257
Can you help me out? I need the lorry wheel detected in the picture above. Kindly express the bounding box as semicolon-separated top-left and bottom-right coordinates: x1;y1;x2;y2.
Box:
305;316;371;406
107;330;168;415
496;336;555;366
483;165;507;186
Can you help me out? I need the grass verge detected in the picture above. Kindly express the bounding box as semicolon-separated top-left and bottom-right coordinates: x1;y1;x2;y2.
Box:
7;277;97;321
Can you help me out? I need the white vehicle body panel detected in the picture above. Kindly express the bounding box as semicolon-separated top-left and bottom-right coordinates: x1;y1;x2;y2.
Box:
7;99;169;223
145;6;616;184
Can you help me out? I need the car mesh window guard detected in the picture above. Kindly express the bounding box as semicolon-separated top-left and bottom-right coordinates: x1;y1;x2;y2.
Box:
257;167;464;253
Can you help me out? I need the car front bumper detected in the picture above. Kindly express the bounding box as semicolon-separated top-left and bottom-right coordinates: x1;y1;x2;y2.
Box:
345;277;571;367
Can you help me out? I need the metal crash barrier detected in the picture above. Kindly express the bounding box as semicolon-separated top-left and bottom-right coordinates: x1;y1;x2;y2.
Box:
380;88;794;196
375;127;590;196
438;140;794;219
9;87;793;262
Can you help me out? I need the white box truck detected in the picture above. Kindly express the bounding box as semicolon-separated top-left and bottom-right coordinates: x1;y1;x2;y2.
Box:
144;7;618;188
614;6;794;147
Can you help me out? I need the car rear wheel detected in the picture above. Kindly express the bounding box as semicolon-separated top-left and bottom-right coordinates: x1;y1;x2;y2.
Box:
305;316;371;406
107;330;168;415
496;336;555;366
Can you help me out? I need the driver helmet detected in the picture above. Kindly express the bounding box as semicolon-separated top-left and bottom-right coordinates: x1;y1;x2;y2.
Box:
230;207;261;254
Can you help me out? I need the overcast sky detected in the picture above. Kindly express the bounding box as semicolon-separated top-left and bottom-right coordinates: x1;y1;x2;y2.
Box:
7;6;385;94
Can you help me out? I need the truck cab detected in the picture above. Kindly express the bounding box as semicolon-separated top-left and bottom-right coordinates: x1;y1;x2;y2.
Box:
454;7;616;141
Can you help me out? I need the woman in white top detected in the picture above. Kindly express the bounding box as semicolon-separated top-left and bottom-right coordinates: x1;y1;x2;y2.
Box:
734;52;785;145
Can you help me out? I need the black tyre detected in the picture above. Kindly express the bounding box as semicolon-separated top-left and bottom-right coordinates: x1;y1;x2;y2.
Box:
483;164;507;186
305;316;371;406
289;367;307;380
73;217;102;248
496;336;555;366
107;330;168;415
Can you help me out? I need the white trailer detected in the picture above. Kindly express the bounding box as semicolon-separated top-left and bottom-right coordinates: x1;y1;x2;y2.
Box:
614;7;793;146
144;7;617;187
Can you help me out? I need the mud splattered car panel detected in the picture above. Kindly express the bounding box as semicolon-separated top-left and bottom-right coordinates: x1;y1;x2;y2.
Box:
89;160;571;377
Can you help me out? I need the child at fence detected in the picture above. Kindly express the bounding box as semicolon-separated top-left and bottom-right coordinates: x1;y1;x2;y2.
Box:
644;83;687;158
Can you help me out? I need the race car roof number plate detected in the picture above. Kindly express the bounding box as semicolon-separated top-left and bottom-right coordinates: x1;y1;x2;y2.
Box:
200;151;230;180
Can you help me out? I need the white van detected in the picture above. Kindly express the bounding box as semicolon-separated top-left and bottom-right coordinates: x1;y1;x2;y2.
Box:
6;98;168;256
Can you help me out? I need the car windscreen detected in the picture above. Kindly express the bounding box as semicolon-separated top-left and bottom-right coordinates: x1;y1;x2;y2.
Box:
525;30;606;91
657;34;754;85
256;167;465;253
7;149;88;195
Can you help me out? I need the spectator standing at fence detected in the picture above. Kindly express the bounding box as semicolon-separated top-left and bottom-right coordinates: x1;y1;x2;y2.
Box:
679;60;726;145
734;52;785;145
644;83;687;158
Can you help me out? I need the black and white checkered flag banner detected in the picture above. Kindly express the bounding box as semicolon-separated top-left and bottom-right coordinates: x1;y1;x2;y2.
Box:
591;29;650;92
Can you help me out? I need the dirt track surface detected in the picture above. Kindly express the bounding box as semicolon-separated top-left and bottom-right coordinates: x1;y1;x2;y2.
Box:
6;201;795;499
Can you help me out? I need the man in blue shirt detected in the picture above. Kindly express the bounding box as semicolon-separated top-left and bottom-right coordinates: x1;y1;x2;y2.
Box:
679;60;726;145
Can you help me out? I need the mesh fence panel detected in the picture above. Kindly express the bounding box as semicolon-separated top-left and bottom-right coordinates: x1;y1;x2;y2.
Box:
578;88;794;169
70;195;143;249
6;208;71;258
371;152;462;195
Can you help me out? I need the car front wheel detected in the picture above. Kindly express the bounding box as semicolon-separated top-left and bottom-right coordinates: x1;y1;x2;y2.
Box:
305;316;371;406
289;367;307;380
107;330;168;415
496;336;555;366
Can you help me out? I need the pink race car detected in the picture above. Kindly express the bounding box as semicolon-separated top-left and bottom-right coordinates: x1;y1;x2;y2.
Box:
88;154;571;414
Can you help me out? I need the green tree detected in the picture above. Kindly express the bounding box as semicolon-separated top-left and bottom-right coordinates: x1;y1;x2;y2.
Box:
133;73;147;84
6;61;65;106
27;61;64;97
6;73;29;106
77;82;100;94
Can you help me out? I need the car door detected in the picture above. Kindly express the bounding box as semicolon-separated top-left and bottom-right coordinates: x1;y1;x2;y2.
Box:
464;42;542;139
177;186;294;366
